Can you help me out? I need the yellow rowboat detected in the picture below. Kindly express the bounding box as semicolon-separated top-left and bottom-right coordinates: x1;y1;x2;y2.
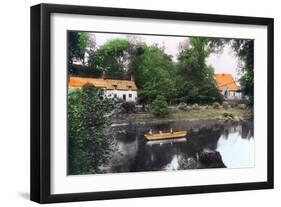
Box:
144;131;187;141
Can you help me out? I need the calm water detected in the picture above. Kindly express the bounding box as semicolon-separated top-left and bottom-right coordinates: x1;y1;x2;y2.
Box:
99;120;254;173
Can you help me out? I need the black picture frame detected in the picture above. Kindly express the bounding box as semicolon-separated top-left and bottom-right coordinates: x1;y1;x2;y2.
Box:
30;3;274;204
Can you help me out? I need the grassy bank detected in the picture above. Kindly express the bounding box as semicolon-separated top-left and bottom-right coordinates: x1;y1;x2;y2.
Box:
112;107;253;125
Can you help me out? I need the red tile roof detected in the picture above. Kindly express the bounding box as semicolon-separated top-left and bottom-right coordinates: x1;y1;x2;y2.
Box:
68;77;137;91
214;73;239;91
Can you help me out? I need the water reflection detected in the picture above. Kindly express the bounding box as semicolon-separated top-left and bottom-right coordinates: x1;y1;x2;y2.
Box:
100;120;254;174
217;122;255;168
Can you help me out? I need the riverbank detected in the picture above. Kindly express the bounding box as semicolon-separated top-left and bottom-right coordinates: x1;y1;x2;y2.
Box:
112;107;253;126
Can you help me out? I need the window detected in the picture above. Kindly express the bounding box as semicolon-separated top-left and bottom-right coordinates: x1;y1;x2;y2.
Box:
114;94;117;98
224;90;228;98
129;94;132;98
123;94;126;100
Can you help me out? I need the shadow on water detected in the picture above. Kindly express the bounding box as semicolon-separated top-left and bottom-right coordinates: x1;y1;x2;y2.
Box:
100;120;254;174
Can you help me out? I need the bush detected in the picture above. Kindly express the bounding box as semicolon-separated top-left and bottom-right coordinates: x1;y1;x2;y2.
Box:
68;84;114;175
213;102;220;109
200;105;207;110
151;95;169;117
222;101;230;110
192;103;200;110
238;103;247;109
120;102;136;114
177;102;188;111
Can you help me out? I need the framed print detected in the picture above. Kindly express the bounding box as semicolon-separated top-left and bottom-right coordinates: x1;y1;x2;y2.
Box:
30;3;274;203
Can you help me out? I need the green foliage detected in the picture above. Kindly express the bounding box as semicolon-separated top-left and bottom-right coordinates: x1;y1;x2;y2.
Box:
175;37;223;104
68;64;103;77
67;33;229;106
192;103;200;110
213;102;220;109
121;102;136;114
151;95;169;117
177;102;188;111
67;84;114;175
238;40;254;106
88;39;131;79
68;32;89;65
132;45;176;104
223;39;254;106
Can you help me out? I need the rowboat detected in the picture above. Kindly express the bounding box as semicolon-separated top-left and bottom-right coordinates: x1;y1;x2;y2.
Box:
144;131;187;141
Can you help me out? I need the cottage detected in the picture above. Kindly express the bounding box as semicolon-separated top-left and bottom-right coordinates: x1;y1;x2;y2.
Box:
68;77;138;102
214;73;242;100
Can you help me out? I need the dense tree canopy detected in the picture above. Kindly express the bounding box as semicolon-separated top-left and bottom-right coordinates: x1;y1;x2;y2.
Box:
88;39;131;79
132;45;176;104
175;37;223;104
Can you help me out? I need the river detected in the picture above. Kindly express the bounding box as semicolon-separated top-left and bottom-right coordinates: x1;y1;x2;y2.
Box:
99;120;254;173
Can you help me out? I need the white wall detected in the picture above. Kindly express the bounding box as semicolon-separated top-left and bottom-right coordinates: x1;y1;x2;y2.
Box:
0;0;280;207
69;88;138;102
222;91;242;100
105;90;137;102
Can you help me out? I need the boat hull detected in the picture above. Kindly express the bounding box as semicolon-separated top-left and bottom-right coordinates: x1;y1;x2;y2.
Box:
146;137;187;145
144;131;187;141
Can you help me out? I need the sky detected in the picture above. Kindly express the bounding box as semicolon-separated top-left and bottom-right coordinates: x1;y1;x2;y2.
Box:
90;32;241;80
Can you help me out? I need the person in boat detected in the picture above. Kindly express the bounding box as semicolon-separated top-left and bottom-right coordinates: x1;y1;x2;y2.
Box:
148;129;153;134
170;128;174;134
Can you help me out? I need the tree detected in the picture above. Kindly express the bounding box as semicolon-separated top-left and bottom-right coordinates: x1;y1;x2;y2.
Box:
88;39;131;79
151;95;169;117
68;32;89;66
68;84;114;175
132;45;176;104
231;40;254;106
175;37;223;104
